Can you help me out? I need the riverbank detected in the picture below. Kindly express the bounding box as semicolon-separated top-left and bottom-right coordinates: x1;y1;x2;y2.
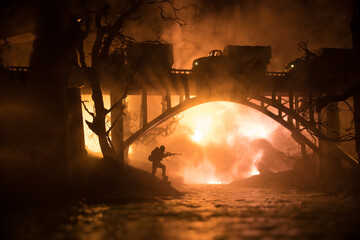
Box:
0;153;183;207
231;167;360;196
83;163;183;204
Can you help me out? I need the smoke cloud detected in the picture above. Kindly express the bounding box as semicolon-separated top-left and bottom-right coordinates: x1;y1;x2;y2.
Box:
127;101;301;186
162;0;353;70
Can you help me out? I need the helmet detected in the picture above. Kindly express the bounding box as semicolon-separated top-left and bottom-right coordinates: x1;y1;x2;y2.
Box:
160;145;165;151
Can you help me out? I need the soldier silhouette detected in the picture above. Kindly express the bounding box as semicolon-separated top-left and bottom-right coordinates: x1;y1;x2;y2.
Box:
149;145;168;181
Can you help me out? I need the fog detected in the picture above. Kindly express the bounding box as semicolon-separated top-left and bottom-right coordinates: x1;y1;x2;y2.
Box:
125;100;302;185
118;0;352;185
1;0;355;185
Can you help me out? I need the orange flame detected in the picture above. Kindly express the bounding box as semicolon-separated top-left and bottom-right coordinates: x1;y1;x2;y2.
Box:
174;101;278;184
81;95;294;184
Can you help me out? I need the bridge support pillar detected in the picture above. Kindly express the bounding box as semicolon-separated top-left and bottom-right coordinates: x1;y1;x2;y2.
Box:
277;96;282;117
165;88;171;110
295;96;300;129
309;92;315;123
141;89;148;127
110;87;125;169
288;90;294;125
272;90;276;102
65;87;86;180
182;74;190;100
354;93;360;160
318;102;342;193
161;95;167;113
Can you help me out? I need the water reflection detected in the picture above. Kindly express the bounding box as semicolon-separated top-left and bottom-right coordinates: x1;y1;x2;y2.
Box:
7;185;360;239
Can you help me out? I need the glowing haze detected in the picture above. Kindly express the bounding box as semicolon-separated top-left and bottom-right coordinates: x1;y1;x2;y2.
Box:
126;101;299;185
81;98;299;185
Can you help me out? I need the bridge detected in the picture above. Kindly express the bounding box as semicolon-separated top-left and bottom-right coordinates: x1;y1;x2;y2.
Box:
117;68;359;169
3;64;360;171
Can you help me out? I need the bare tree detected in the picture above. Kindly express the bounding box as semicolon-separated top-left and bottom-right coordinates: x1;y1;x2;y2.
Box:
298;96;357;142
79;0;193;168
288;42;358;143
138;115;183;145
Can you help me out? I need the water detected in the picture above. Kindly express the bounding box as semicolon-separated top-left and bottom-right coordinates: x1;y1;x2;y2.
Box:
6;185;360;240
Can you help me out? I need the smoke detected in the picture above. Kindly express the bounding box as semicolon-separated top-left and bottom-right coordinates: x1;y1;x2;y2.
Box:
78;1;351;186
1;0;353;69
162;0;353;70
127;100;301;185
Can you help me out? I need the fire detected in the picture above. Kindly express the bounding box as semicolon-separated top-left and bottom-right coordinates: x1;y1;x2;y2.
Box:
174;102;279;184
191;130;203;143
250;166;260;176
189;113;213;144
239;125;270;139
81;94;111;157
208;181;222;185
80;95;294;185
128;145;134;154
245;151;263;178
182;158;230;184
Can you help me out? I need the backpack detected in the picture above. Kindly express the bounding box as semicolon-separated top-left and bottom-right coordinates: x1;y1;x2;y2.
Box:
148;148;158;162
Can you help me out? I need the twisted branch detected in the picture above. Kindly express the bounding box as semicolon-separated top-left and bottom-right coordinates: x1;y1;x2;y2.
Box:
81;100;95;117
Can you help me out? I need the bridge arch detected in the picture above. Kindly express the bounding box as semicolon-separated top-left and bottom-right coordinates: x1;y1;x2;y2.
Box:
124;95;317;153
123;94;359;168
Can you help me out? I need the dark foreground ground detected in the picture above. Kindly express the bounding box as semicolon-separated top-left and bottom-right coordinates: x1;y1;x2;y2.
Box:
1;151;360;239
0;152;182;209
2;185;360;240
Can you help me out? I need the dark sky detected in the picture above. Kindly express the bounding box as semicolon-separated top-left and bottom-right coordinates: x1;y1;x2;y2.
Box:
0;0;356;69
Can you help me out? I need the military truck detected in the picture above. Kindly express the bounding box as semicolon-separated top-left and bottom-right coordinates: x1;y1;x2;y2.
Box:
285;48;357;91
191;45;272;94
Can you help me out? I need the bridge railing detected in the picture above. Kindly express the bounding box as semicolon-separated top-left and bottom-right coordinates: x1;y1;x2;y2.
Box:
7;66;30;72
265;72;287;77
171;69;192;75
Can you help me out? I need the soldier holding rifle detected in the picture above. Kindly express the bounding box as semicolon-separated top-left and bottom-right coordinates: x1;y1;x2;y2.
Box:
148;145;181;181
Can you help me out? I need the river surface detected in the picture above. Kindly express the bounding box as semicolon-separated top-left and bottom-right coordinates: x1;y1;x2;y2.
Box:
5;185;360;240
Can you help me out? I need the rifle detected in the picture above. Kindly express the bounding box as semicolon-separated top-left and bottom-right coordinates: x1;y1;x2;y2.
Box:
164;152;182;157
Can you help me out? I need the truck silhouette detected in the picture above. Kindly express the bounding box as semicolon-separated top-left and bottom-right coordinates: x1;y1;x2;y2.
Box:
285;48;357;91
191;45;271;94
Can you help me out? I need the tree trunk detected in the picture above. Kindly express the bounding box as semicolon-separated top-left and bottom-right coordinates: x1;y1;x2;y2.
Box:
86;69;116;161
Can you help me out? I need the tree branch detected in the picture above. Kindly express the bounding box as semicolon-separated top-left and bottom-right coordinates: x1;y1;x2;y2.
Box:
313;87;358;111
81;100;94;117
99;2;143;58
106;113;121;135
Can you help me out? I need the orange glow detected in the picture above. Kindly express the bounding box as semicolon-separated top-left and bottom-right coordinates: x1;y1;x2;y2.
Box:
81;94;111;157
181;102;274;143
191;130;203;143
174;102;278;184
93;97;296;185
128;145;134;154
250;168;260;176
182;158;230;185
244;151;262;178
208;181;222;185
